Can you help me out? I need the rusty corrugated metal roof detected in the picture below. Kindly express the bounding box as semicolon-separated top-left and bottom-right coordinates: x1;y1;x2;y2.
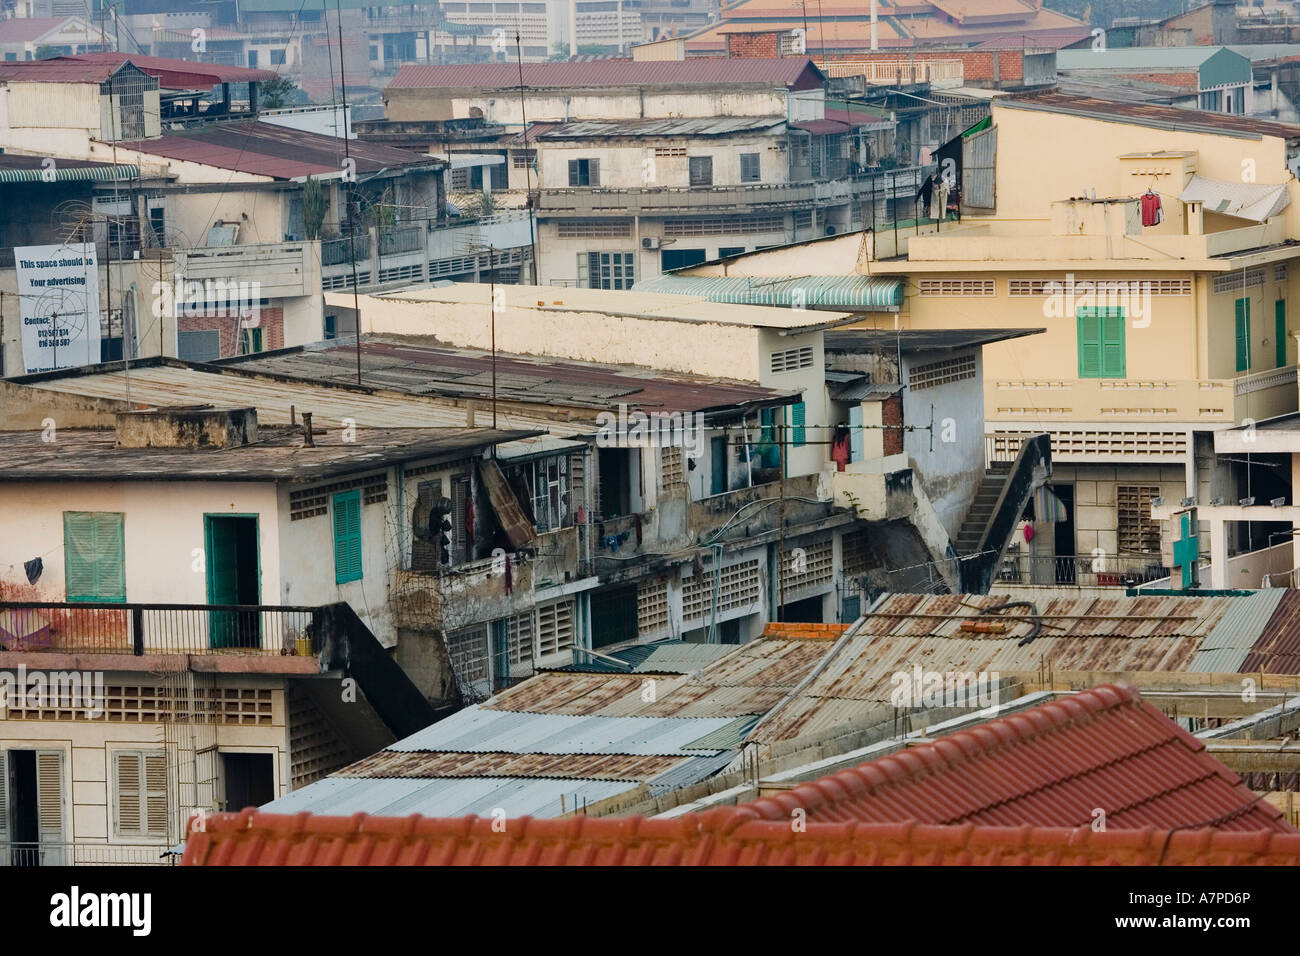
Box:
336;749;685;781
1241;589;1300;675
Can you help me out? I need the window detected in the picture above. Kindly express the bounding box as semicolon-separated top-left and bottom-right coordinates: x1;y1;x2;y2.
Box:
369;45;379;61
1077;306;1125;378
568;158;599;187
791;402;807;446
740;153;760;183
1117;485;1161;554
582;251;634;290
689;155;713;187
557;219;631;238
909;354;976;390
241;327;264;354
1235;298;1252;372
332;490;363;584
718;246;745;258
917;278;995;296
248;50;259;67
64;512;125;603
512;149;537;169
271;49;286;65
113;751;167;839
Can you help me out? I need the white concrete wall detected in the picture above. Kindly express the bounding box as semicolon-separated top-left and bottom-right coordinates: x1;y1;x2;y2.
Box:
538;133;786;189
902;346;986;540
447;90;790;124
0;480;281;606
758;327;828;478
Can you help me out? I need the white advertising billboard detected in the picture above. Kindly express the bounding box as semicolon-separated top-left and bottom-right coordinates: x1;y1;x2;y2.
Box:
15;242;101;374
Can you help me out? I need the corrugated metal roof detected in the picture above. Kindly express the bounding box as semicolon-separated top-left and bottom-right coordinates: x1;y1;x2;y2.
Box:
260;775;633;819
1187;588;1286;673
1002;92;1300;141
336;749;685;781
54;52;277;87
388;58;822;91
632;642;739;674
680;715;761;750
831;378;901;402
1241;589;1300;675
119;121;437;180
1057;46;1244;71
645;751;739;795
387;706;733;755
1179;175;1291;223
633;274;904;310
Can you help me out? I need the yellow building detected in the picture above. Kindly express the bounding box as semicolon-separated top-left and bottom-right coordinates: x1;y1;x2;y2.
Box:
652;92;1300;585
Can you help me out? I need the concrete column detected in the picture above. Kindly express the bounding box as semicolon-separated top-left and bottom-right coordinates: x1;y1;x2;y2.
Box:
1209;517;1230;589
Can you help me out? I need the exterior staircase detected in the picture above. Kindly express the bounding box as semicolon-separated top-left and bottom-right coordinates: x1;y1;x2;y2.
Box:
956;434;1052;593
954;462;1013;556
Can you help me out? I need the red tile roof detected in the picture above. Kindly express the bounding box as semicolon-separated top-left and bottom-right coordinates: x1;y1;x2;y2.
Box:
744;684;1294;831
183;684;1300;866
386;58;824;91
184;809;1300;866
51;52;276;88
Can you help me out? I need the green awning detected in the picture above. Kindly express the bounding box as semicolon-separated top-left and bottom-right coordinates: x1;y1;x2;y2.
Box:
0;164;139;184
633;274;904;310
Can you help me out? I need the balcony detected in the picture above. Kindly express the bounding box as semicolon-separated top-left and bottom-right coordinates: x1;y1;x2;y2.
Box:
689;472;831;541
538;168;926;217
320;211;534;290
175;241;317;298
819;58;965;89
0;602;319;658
0;841;175;867
993;553;1171;588
990;366;1300;428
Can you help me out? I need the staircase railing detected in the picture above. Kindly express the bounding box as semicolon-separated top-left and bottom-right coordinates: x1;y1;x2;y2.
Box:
960;433;1052;594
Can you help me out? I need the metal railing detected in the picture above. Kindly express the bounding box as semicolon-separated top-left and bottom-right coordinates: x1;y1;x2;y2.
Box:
0;841;173;866
321;233;372;266
995;554;1170;588
378;224;425;256
0;602;320;656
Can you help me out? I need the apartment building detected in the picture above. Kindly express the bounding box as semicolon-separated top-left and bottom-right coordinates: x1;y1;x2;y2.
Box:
656;92;1300;586
0;403;527;864
380;58;917;286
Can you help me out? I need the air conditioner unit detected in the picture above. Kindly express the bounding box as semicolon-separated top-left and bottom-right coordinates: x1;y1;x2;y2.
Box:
641;236;662;249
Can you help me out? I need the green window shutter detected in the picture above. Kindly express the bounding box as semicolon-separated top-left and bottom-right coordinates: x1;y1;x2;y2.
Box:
1100;307;1126;378
63;511;125;602
791;401;807;447
1236;298;1251;372
1077;308;1102;378
333;490;363;584
1276;299;1287;368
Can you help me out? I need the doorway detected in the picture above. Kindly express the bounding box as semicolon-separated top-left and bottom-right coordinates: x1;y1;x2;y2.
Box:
1052;484;1076;584
205;515;260;649
221;752;274;812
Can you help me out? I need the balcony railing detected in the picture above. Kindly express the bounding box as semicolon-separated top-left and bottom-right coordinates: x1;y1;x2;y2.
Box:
994;554;1171;588
0;841;173;866
0;602;319;656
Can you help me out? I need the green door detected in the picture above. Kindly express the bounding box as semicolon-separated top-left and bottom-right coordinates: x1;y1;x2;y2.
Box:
1235;298;1252;372
1277;300;1287;368
710;436;727;495
205;516;260;649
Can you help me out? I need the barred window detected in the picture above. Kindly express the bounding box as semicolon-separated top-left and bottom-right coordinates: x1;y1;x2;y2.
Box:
909;354;976;390
664;214;783;237
556;218;632;238
1117;485;1162;553
770;346;814;374
1212;268;1266;295
681;559;761;620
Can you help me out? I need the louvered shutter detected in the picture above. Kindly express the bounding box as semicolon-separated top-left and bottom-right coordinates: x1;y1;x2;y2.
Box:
144;753;168;837
36;751;64;863
587;158;599;187
1077;309;1102;378
791;402;807;447
332;491;362;584
1100;308;1126;378
116;752;142;835
64;512;125;602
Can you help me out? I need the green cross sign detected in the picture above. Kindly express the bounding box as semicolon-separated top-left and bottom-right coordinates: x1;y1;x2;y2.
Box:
1171;509;1200;590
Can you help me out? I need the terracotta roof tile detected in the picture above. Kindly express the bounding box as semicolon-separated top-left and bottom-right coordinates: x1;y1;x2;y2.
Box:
184;808;1300;866
743;684;1294;831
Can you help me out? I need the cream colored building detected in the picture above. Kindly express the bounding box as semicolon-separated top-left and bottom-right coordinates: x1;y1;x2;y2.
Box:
656;93;1300;584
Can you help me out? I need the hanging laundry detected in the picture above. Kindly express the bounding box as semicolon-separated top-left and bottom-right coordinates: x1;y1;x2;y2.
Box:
464;497;475;545
1140;190;1163;227
633;513;643;547
575;504;587;525
504;554;513;595
916;174;935;212
831;427;851;472
23;556;43;585
931;180;950;222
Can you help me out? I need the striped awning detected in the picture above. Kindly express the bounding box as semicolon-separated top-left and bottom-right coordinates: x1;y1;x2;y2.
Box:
633;274;905;311
0;164;139;184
